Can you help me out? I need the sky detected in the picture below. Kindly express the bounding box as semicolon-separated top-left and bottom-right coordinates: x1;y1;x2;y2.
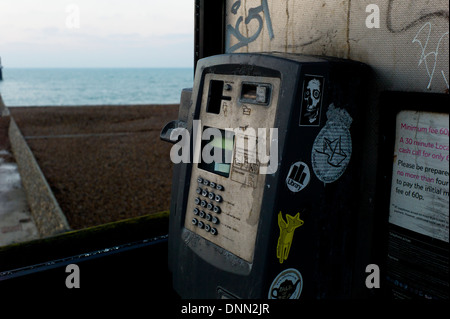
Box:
0;0;194;68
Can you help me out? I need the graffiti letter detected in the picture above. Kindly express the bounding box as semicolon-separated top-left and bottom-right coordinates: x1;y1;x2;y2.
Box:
226;0;273;52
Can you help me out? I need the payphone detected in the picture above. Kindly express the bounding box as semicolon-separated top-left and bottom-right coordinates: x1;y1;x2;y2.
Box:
161;53;371;299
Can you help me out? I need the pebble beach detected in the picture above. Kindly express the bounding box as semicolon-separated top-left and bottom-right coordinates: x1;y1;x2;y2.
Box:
10;104;178;230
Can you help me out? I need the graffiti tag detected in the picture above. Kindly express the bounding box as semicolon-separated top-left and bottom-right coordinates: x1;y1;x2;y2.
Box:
412;22;449;89
226;0;274;52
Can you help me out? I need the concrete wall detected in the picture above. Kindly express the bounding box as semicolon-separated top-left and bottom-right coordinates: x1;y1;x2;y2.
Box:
2;94;70;238
8;118;70;237
224;1;448;296
225;0;449;94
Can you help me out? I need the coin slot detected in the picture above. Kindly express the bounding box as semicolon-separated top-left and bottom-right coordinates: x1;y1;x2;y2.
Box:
240;82;271;105
206;80;231;114
241;83;258;100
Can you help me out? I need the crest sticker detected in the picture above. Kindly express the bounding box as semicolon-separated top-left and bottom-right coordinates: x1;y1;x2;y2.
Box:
311;104;353;183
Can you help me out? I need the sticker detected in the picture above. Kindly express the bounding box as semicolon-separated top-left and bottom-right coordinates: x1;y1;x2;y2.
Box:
277;212;304;264
299;75;324;126
286;161;310;192
268;268;303;299
311;104;352;183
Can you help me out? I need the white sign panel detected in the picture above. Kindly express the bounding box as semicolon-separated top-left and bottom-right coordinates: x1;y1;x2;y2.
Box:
389;110;449;242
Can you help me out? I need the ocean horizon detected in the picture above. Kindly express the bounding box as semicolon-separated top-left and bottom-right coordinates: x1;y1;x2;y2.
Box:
0;68;193;107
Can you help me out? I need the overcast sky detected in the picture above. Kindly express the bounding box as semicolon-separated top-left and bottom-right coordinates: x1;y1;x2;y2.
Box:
0;0;194;68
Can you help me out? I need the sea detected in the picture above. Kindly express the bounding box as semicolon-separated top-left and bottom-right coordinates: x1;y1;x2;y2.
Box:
0;68;193;107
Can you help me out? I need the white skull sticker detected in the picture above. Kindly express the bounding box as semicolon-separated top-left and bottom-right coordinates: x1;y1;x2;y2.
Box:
299;76;324;126
305;79;321;111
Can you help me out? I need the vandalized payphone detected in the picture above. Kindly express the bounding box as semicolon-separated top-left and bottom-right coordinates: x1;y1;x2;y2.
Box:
161;53;370;299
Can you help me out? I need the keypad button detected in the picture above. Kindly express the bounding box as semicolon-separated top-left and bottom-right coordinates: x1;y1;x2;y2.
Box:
199;210;205;218
200;200;207;207
210;182;216;188
202;189;208;197
208;192;215;200
211;228;218;236
197;177;203;184
213;206;221;214
193;208;199;215
198;221;204;229
212;216;219;224
205;224;211;232
196;187;202;194
203;179;209;186
207;202;213;210
192;218;198;225
206;214;212;221
194;197;200;205
216;184;224;191
215;194;222;203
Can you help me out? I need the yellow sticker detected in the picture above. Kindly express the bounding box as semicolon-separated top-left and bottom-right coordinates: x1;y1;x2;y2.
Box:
277;212;304;264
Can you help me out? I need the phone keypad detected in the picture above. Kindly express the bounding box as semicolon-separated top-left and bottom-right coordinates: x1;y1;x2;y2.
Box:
191;176;224;236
